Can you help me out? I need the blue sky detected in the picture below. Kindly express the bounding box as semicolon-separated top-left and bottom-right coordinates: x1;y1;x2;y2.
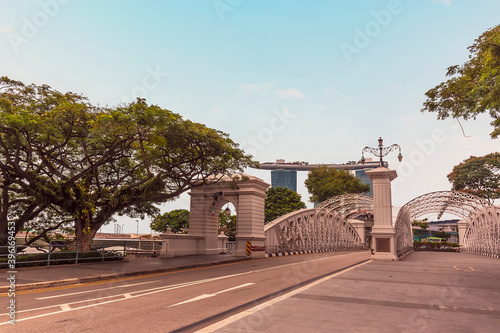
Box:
1;0;499;233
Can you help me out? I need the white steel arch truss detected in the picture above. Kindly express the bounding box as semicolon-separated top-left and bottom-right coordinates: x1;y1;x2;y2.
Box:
463;206;500;255
264;195;369;254
394;191;499;256
316;193;374;218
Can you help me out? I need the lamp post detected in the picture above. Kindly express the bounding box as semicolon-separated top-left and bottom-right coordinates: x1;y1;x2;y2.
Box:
136;219;139;235
361;137;403;167
362;137;402;260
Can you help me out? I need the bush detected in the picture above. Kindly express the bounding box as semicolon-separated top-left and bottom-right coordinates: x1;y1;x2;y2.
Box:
413;241;459;251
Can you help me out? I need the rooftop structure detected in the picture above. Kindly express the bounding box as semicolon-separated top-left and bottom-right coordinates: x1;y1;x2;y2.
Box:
257;159;384;171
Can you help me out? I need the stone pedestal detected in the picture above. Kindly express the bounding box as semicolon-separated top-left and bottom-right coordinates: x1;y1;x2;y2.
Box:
366;167;398;260
234;235;266;259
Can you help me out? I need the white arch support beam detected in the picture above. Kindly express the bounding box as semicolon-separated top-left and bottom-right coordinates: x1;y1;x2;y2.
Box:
264;208;363;254
394;191;499;257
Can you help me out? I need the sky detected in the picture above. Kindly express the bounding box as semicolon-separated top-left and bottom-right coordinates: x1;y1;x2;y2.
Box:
1;0;499;234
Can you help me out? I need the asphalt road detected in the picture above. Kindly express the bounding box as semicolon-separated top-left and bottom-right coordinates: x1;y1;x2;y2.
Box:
1;251;370;332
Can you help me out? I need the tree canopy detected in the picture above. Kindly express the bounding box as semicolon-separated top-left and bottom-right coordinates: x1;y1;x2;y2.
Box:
0;77;253;249
150;209;190;233
218;209;237;241
421;24;500;138
447;153;500;203
264;187;306;223
412;218;429;241
304;166;370;203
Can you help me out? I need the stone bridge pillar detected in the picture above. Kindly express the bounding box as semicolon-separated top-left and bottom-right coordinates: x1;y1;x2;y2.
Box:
366;167;398;260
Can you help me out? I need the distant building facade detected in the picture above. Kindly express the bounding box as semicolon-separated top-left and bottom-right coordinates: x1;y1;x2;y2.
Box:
355;169;374;197
412;219;459;243
271;169;297;192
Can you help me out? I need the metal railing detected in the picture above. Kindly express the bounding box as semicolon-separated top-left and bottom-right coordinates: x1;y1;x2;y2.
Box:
0;242;127;269
226;241;236;254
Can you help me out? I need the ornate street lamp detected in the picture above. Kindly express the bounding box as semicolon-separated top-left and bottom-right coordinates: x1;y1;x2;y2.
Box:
211;191;223;215
361;137;403;167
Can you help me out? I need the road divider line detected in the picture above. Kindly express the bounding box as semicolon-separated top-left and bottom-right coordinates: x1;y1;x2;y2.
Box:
36;280;158;300
0;253;366;325
195;260;371;333
60;304;71;311
168;283;255;308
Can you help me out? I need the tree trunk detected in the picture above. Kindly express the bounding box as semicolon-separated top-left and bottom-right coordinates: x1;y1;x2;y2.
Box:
74;219;98;251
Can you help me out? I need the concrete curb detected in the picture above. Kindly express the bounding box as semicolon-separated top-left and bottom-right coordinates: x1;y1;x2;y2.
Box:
0;257;250;293
265;249;357;258
480;253;500;258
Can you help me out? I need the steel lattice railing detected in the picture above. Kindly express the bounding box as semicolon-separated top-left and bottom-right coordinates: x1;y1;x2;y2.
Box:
394;191;499;256
264;194;370;254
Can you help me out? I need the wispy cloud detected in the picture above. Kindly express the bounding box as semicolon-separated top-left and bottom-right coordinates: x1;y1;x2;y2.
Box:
275;88;305;99
432;0;453;6
0;25;14;33
238;82;273;95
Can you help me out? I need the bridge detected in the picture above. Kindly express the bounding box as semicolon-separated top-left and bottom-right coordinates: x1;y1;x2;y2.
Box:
264;190;500;258
160;167;499;261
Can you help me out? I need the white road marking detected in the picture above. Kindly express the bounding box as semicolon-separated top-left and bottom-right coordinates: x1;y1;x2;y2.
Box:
195;260;372;333
60;304;71;311
168;283;255;308
36;280;158;300
0;253;363;325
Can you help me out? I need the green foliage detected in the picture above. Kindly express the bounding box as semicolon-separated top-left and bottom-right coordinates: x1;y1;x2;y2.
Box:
0;77;254;248
433;231;451;240
447;153;500;203
265;187;306;223
304;166;370;203
150;209;189;233
218;209;237;241
421;24;500;138
413;241;459;250
412;218;429;241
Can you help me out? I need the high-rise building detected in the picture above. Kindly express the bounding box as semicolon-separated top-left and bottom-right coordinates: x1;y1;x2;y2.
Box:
271;169;297;192
355;169;374;196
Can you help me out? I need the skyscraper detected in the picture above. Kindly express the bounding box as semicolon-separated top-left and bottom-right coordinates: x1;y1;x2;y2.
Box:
271;169;297;192
355;169;373;196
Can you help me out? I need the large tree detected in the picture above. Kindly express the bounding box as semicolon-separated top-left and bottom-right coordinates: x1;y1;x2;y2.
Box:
421;24;500;138
304;166;370;203
447;153;500;203
264;187;306;223
0;77;253;249
150;209;190;233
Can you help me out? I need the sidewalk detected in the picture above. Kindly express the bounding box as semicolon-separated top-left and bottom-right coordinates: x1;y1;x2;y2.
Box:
199;252;500;333
0;254;249;293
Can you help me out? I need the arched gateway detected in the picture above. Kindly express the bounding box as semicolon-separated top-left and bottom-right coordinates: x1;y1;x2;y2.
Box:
161;174;269;258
